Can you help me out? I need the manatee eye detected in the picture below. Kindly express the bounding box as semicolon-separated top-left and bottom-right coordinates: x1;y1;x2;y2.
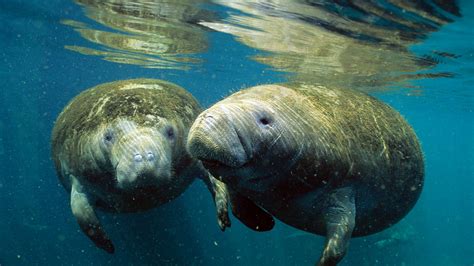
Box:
165;126;175;140
257;113;273;127
103;130;114;143
259;117;271;125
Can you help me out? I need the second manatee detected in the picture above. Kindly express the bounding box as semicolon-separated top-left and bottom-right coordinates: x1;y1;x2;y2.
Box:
187;83;424;266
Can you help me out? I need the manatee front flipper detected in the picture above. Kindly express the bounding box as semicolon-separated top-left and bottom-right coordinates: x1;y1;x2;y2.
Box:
200;171;231;231
70;177;115;253
229;190;275;231
317;187;356;266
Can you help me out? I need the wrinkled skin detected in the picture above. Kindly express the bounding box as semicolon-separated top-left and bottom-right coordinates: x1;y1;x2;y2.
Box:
104;120;174;191
187;83;424;265
52;79;230;253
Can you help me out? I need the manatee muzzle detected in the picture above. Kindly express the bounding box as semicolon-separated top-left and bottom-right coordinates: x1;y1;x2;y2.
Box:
188;113;250;169
113;133;169;189
115;152;160;188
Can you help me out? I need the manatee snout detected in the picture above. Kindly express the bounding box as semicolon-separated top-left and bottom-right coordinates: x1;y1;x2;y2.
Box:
113;133;171;189
188;110;250;169
120;151;157;184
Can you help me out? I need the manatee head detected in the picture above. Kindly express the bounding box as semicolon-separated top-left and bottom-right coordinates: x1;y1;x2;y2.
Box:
187;85;306;191
89;118;178;190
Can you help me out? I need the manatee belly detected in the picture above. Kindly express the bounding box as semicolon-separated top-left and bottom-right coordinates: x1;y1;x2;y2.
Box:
241;172;422;237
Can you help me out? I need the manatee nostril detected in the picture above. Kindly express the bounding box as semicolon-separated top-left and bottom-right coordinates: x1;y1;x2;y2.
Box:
204;114;215;121
204;114;217;126
146;152;155;161
133;154;143;162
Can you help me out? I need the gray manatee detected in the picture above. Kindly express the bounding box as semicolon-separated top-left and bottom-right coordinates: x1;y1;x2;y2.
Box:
51;79;230;253
187;83;424;265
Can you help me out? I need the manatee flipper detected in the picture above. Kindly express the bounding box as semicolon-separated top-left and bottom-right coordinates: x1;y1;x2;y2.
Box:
200;170;231;231
229;189;275;231
70;177;115;253
317;187;355;266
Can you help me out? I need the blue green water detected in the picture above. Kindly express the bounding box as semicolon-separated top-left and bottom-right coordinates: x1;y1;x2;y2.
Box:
0;1;472;265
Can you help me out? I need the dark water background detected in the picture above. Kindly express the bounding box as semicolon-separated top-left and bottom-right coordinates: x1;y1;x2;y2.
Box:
0;0;472;265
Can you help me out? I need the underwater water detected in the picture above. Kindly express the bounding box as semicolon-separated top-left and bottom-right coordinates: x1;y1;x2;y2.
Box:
0;0;472;265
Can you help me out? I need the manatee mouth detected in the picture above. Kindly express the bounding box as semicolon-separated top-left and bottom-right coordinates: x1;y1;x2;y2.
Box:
200;156;256;178
200;158;254;169
196;129;251;170
201;159;227;169
114;157;166;190
201;157;269;189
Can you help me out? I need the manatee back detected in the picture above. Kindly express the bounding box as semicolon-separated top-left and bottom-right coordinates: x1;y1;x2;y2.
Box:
291;84;424;235
240;84;423;236
51;79;201;191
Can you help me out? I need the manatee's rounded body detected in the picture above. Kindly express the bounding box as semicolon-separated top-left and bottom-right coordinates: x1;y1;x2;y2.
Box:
187;83;424;265
52;79;201;212
51;79;208;252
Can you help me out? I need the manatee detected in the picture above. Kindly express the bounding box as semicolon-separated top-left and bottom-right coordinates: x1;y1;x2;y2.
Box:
51;79;230;253
187;83;424;265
